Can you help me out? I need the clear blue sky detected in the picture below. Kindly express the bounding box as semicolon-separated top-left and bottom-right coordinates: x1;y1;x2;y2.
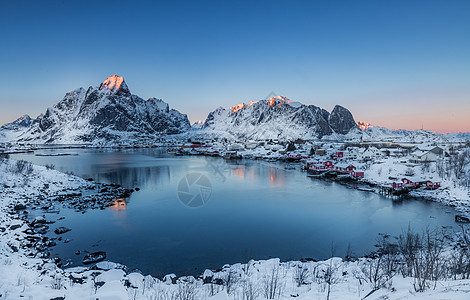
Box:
1;0;469;133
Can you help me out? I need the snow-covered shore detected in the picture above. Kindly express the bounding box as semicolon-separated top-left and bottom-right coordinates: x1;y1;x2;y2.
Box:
2;157;470;299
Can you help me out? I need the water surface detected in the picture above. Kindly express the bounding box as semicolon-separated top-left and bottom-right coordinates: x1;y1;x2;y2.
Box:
12;148;460;276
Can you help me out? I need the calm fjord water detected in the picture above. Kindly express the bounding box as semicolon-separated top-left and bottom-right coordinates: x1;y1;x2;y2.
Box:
12;148;458;276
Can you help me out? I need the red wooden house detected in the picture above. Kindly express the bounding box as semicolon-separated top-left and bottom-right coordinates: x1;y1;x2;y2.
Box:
350;171;364;178
401;178;421;188
393;182;404;189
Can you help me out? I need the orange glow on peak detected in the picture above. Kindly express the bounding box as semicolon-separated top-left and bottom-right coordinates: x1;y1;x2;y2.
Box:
357;121;373;130
231;103;246;113
268;96;293;107
101;75;124;91
20;115;24;119
230;96;293;112
230;100;259;113
268;98;276;107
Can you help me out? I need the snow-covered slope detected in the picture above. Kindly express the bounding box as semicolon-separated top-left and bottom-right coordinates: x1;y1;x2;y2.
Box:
199;97;357;140
0;75;190;144
340;125;460;143
0;115;33;142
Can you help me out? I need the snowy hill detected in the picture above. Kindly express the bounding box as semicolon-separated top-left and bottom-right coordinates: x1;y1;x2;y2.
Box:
198;97;358;140
341;124;469;143
0;75;190;144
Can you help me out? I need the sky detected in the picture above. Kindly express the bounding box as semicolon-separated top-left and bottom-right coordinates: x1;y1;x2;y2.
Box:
0;0;469;133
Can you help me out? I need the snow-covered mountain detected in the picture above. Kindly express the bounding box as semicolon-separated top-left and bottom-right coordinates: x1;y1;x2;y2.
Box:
191;120;205;129
198;97;357;140
0;75;190;144
0;115;34;142
344;122;469;143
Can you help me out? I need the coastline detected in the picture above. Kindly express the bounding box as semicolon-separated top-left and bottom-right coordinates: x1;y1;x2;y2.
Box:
1;150;470;299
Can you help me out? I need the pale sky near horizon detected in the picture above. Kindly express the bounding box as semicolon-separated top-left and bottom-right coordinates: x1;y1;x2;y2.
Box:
0;0;469;133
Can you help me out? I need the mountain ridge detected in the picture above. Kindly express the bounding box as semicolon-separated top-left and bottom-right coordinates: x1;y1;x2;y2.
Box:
197;97;357;140
0;76;190;144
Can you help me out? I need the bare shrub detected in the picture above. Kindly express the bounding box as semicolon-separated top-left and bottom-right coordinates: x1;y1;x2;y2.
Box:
446;225;470;280
398;226;421;277
175;281;197;300
222;269;239;295
10;160;33;174
262;262;284;299
357;234;398;292
360;255;388;291
398;226;446;292
322;259;341;300
51;274;63;290
293;263;309;287
241;278;259;300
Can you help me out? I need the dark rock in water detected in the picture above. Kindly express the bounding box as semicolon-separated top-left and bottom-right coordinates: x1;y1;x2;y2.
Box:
135;187;140;191
122;189;133;198
51;297;65;300
14;204;26;210
44;239;57;247
86;178;94;181
31;216;46;226
54;227;71;234
455;215;470;223
82;251;107;264
10;224;22;230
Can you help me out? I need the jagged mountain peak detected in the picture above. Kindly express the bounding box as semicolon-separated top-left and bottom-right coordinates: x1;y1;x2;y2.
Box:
98;75;130;96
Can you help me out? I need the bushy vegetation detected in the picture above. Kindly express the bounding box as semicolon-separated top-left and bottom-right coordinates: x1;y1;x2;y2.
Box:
436;147;470;187
9;159;33;174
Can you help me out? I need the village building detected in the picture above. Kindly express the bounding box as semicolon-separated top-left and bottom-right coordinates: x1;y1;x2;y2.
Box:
410;146;444;163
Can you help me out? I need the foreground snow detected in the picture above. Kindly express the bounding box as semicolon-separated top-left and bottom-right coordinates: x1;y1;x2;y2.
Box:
1;158;470;299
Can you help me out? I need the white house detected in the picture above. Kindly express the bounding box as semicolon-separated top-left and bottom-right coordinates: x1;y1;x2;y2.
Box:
410;146;443;163
361;147;383;161
343;147;361;160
